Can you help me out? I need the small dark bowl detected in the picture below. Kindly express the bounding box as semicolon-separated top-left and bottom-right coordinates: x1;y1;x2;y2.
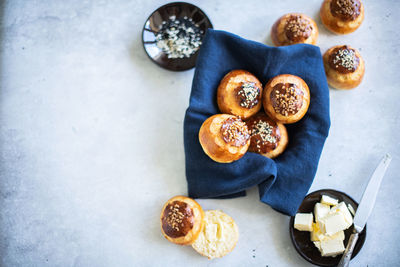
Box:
289;189;367;267
142;2;213;71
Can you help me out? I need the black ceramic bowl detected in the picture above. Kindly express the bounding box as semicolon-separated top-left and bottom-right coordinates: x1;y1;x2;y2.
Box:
142;2;213;71
289;189;367;267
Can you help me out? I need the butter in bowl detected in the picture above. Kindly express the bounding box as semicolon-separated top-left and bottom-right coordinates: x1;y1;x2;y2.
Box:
289;189;366;267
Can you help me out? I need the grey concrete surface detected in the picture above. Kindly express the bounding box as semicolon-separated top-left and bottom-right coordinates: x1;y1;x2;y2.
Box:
0;0;399;266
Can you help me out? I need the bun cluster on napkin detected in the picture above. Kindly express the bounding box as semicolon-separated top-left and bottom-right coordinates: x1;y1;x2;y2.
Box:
184;29;330;216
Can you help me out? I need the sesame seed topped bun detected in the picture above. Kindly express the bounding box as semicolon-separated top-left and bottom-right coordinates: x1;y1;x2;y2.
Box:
320;0;364;34
199;114;250;163
263;74;310;124
160;196;205;245
323;45;364;89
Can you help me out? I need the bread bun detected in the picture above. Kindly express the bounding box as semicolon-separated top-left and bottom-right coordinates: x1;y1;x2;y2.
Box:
246;113;288;159
320;0;364;34
263;74;310;124
160;196;205;245
217;70;263;119
192;210;239;259
199;114;250;163
271;13;318;46
323;45;365;89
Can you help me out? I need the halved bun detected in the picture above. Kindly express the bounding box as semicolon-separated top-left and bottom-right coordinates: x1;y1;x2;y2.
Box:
192;210;239;259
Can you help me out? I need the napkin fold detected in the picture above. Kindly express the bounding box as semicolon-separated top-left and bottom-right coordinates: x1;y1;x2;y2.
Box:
183;29;330;216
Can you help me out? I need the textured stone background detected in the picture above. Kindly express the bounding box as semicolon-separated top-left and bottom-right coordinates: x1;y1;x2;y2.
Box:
0;0;399;266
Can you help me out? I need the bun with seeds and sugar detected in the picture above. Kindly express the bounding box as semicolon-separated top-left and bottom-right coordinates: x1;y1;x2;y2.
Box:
263;74;310;124
217;70;263;119
320;0;364;34
199;114;250;163
323;45;365;89
246;112;288;159
271;13;318;46
160;196;205;245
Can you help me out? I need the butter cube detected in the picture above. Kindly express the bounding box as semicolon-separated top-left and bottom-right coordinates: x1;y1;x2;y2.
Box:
321;212;348;236
317;220;326;234
314;203;330;223
205;223;217;241
311;223;325;241
327;230;345;241
311;223;345;241
294;213;313;231
321;195;339;206
313;241;321;250
320;239;345;257
330;202;353;229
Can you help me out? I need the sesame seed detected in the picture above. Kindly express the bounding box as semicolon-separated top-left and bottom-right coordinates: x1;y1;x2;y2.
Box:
251;120;277;144
271;83;303;116
329;46;359;73
155;16;203;59
164;201;194;234
330;0;361;21
284;15;312;43
221;117;250;147
237;82;260;109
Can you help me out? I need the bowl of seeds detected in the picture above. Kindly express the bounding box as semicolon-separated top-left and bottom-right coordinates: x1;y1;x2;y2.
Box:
142;2;213;71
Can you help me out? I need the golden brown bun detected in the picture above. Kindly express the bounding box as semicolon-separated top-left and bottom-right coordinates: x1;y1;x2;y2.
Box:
192;210;239;259
323;45;365;89
199;114;250;163
263;74;310;124
320;0;364;34
271;13;318;46
160;196;205;245
246;113;288;159
217;70;263;119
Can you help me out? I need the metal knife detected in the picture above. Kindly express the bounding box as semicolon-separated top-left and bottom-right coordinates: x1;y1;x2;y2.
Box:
338;154;392;267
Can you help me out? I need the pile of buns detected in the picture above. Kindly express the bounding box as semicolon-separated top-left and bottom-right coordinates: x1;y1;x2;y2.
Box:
199;70;310;163
160;196;239;259
199;0;368;163
271;0;365;90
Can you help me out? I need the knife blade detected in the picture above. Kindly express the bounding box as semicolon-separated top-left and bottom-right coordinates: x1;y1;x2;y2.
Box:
353;153;392;232
338;154;392;267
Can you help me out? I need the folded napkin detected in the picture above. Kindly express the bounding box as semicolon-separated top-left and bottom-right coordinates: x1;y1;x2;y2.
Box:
183;29;330;216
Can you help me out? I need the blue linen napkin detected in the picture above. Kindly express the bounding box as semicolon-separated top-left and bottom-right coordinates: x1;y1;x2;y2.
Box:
183;29;330;216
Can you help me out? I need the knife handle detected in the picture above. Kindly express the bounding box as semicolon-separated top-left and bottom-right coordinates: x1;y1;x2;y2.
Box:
338;231;359;267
